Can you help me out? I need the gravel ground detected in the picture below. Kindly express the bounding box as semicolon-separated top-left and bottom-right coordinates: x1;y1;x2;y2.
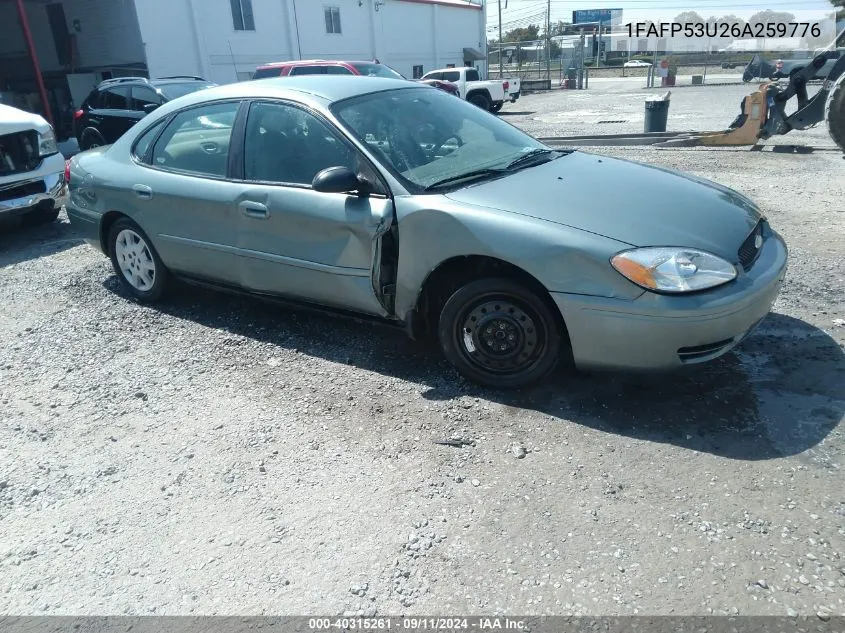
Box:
1;86;844;618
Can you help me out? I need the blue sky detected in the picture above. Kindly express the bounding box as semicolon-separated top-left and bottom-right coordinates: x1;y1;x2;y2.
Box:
486;0;838;36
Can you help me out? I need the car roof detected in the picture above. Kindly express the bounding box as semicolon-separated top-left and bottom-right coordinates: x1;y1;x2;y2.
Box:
151;75;424;110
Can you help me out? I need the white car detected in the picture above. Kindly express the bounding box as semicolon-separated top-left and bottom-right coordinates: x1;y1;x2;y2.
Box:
624;60;652;68
0;104;67;225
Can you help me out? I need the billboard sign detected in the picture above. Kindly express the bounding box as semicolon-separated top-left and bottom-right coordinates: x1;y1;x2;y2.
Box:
572;8;622;26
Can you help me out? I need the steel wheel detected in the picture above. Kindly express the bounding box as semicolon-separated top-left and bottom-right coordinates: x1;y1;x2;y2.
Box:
115;229;156;291
438;278;562;389
457;297;544;375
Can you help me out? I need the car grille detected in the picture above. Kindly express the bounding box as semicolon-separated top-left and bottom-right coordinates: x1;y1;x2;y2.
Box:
738;220;765;271
0;129;40;176
0;178;46;201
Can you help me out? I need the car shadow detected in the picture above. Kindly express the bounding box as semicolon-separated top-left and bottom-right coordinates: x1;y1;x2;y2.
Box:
109;278;844;461
498;111;535;116
0;213;83;268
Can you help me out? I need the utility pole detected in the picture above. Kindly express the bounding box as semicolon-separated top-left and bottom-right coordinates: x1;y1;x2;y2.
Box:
546;0;551;80
498;0;503;79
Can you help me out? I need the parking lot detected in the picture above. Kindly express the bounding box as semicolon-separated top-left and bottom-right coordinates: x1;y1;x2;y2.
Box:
1;82;844;617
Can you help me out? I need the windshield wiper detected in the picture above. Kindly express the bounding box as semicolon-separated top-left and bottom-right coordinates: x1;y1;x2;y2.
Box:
505;148;561;171
422;167;507;191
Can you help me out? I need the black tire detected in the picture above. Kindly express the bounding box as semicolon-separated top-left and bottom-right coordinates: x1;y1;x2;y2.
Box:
80;128;106;151
23;204;60;225
437;278;562;389
826;72;845;154
107;217;169;302
490;103;503;113
467;92;491;111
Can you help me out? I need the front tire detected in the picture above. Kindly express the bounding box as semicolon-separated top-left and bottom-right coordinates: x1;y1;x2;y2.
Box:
23;204;60;225
438;278;562;389
108;217;169;301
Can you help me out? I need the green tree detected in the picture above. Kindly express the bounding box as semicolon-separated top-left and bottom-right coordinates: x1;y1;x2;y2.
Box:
674;11;704;24
747;10;796;28
503;24;540;42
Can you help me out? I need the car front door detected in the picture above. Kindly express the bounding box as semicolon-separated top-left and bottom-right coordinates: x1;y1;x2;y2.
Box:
94;86;135;142
132;99;247;285
232;100;394;317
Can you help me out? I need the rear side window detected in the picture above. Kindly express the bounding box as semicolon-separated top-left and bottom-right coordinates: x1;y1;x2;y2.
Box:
326;65;353;75
150;101;240;177
132;119;167;162
289;65;327;76
101;87;130;109
253;67;283;79
465;69;480;81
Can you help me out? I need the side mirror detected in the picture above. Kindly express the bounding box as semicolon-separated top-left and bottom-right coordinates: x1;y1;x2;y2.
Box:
143;103;160;114
312;166;371;195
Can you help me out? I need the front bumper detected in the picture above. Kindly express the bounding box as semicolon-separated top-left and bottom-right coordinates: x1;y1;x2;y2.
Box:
552;231;788;371
0;155;68;217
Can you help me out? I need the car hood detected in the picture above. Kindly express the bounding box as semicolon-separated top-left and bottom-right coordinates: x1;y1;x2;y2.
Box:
0;104;50;135
444;151;762;259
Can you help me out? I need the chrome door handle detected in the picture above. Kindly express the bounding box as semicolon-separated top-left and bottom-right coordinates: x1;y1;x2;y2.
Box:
132;184;153;200
239;201;269;219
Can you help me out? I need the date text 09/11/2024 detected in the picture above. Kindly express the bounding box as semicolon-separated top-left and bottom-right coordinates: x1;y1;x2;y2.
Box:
308;617;527;630
625;21;822;39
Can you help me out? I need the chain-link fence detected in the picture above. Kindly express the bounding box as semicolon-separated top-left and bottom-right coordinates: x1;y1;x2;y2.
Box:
487;38;588;87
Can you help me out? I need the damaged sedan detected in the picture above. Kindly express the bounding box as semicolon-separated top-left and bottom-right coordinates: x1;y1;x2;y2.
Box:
65;76;787;388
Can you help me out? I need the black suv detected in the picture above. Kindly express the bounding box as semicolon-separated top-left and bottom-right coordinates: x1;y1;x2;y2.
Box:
73;76;216;150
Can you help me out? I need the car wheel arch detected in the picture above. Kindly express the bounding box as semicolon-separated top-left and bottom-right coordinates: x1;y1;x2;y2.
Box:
409;254;569;346
100;210;131;255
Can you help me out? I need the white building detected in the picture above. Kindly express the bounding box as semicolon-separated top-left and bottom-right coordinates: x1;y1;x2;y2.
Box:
136;0;487;84
0;0;487;135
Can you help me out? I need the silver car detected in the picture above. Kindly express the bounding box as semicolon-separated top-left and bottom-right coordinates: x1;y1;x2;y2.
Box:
65;76;788;389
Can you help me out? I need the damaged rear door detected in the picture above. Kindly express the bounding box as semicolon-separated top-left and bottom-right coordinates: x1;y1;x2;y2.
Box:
233;100;394;317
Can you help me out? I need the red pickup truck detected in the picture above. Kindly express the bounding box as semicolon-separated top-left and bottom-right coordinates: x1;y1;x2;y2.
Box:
252;59;461;97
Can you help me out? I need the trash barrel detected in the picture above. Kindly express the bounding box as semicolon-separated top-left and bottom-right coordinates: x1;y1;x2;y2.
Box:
644;94;670;133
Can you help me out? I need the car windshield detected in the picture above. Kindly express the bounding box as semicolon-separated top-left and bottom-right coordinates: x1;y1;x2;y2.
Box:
350;63;405;79
331;87;551;192
157;82;215;100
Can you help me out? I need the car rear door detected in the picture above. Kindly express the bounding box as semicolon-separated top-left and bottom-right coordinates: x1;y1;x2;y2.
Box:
131;99;247;285
230;99;394;316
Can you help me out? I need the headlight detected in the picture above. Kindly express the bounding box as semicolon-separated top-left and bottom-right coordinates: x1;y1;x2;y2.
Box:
611;247;737;293
39;126;59;157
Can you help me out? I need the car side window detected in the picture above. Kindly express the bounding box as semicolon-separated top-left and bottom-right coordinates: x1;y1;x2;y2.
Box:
102;87;130;109
325;65;353;75
243;101;355;186
442;71;460;82
131;86;163;111
150;101;240;177
425;72;442;80
289;66;327;76
465;69;480;81
132;119;167;162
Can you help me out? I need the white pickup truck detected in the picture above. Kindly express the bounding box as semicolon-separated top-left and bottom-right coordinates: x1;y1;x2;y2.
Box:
421;67;512;113
1;104;67;225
